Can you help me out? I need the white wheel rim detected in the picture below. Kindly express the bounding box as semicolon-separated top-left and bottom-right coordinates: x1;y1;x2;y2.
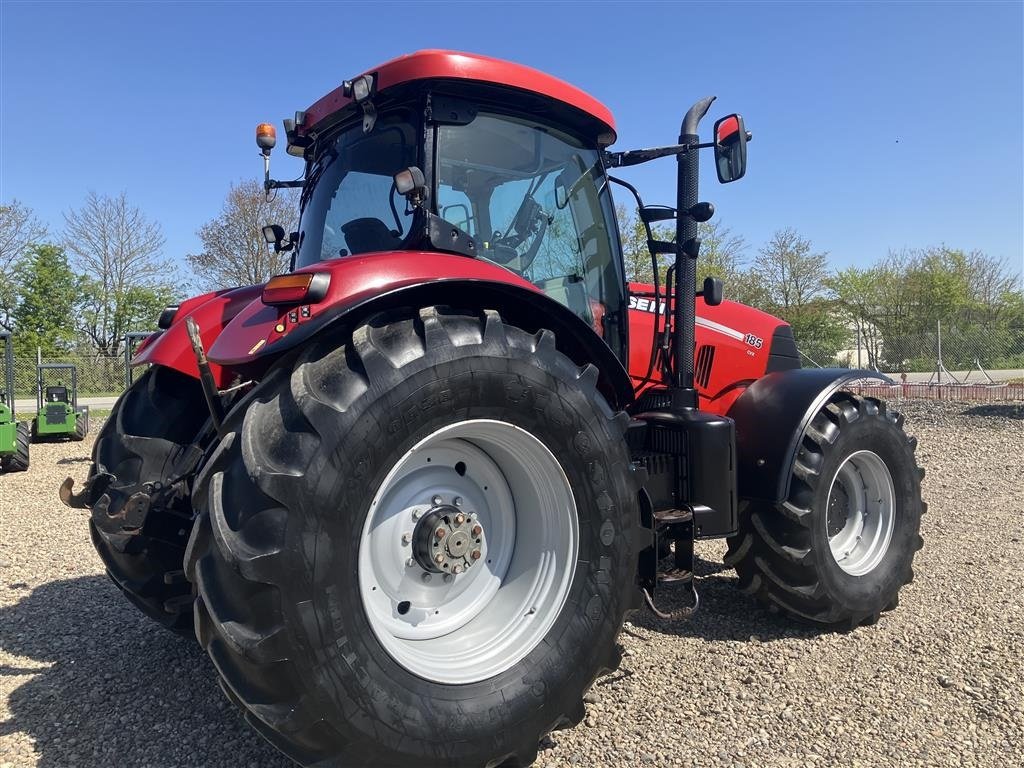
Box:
358;419;578;684
825;450;896;576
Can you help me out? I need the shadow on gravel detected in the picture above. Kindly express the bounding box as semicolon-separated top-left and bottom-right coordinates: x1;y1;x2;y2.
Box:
56;456;93;465
633;557;827;643
0;575;290;767
962;403;1024;420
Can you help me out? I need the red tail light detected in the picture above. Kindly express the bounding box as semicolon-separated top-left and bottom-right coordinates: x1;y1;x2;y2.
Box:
262;272;330;306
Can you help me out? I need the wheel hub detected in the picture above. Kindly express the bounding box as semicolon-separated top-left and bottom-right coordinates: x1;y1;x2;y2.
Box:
413;504;484;574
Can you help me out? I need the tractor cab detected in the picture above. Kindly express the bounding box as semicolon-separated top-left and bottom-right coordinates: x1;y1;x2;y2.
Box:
261;52;628;359
46;384;70;404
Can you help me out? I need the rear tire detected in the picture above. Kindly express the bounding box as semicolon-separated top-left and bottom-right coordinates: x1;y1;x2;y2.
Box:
1;421;30;472
72;413;88;441
88;366;209;634
725;392;924;628
187;307;641;767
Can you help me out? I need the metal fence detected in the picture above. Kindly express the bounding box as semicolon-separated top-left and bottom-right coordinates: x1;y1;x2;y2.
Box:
11;355;137;400
8;320;1024;406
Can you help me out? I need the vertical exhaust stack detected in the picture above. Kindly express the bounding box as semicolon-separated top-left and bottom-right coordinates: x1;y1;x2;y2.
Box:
672;96;716;410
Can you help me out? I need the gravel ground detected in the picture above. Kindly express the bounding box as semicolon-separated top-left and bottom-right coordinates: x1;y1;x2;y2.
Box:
1;400;1021;767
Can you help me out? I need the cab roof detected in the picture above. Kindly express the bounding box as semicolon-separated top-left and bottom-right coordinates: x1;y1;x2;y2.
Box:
302;50;616;141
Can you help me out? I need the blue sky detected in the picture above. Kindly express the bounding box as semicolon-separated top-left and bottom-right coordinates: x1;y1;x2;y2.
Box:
2;1;1022;282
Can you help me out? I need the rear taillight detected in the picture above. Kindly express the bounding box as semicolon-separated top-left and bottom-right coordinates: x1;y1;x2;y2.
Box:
262;272;330;306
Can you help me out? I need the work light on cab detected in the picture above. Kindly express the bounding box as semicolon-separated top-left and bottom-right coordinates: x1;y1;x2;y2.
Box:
261;272;330;306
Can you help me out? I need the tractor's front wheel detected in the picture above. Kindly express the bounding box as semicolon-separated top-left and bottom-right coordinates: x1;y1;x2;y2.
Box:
186;307;640;767
88;366;209;633
725;392;924;628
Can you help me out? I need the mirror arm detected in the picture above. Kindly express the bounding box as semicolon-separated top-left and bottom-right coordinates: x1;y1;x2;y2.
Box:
266;179;305;190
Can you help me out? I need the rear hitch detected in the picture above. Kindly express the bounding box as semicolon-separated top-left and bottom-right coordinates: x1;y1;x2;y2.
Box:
59;471;114;510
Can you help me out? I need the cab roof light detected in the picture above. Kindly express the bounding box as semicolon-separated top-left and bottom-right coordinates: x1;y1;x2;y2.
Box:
343;74;376;103
262;272;331;306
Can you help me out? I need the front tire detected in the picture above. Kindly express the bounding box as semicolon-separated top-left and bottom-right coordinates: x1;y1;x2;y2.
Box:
725;392;924;628
186;307;641;767
88;366;209;633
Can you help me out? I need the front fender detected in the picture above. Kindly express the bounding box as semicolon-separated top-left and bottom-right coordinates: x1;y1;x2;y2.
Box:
728;368;893;503
133;285;263;387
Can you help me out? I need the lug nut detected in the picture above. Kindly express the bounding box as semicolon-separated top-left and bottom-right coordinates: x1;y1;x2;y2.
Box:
452;564;463;575
432;495;443;506
453;496;463;506
434;553;445;564
470;549;482;560
435;527;446;540
444;573;454;583
401;532;411;545
471;524;482;536
412;509;423;520
405;557;416;567
421;572;432;583
454;513;465;525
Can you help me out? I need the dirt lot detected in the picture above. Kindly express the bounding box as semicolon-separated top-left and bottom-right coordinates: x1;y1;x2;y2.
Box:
1;400;1022;767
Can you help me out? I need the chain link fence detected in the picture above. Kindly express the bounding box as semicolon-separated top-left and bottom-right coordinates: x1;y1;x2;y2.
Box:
798;320;1024;401
8;320;1023;405
11;355;138;401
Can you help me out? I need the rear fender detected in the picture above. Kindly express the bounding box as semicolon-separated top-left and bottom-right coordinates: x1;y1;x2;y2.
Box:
728;368;893;503
133;285;263;387
207;252;635;409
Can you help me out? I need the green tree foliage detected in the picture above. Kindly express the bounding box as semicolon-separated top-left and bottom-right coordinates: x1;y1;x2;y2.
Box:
829;247;1024;370
0;200;48;331
752;228;848;364
10;244;78;356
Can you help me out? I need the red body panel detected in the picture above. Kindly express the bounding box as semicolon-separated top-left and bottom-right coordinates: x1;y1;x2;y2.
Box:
626;283;789;415
302;50;616;140
207;252;542;366
133;285;263;387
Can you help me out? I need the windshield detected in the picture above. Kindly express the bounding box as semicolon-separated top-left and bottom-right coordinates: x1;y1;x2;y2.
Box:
295;109;418;268
436;112;626;349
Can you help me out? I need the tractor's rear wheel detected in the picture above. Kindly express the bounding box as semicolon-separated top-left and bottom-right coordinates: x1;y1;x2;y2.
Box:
72;412;88;441
88;366;209;633
1;421;30;472
186;307;640;767
725;392;924;628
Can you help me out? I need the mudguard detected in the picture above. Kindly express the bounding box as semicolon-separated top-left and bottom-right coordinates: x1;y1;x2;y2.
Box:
133;285;263;388
201;252;634;408
728;368;894;503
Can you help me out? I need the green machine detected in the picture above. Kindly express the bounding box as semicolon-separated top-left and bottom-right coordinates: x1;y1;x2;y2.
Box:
32;363;89;442
0;331;30;472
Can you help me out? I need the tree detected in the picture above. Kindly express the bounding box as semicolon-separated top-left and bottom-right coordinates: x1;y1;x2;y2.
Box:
11;244;78;356
0;200;48;330
187;179;298;290
752;228;847;364
751;228;831;311
63;191;175;356
827;266;888;368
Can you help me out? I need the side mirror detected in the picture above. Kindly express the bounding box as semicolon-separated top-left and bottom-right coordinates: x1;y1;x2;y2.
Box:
713;114;748;184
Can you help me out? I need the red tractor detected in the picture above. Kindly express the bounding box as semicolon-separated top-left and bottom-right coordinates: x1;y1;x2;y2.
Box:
65;51;924;767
